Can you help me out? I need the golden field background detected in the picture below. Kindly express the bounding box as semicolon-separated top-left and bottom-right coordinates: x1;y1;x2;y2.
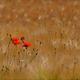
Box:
0;0;80;80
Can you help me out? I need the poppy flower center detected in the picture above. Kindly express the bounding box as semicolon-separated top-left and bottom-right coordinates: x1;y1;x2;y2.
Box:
23;40;32;47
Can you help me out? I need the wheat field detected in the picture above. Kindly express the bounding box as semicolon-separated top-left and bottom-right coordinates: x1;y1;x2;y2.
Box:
0;0;80;80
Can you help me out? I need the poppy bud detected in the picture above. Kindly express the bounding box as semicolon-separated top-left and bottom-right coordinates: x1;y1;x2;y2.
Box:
21;36;25;41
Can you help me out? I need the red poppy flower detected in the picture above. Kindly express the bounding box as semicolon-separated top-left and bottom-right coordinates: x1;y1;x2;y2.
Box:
11;37;19;41
23;40;32;47
11;36;20;45
12;40;20;45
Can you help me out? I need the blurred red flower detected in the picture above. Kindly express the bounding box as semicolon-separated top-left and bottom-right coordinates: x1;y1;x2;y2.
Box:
12;37;19;41
23;40;32;47
11;36;20;45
